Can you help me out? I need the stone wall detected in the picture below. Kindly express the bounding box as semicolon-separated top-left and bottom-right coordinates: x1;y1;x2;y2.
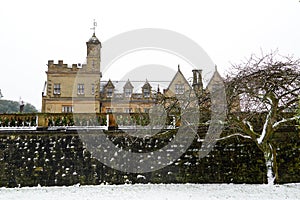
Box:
0;126;299;187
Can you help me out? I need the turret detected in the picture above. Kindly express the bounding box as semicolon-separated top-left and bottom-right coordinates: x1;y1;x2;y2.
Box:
86;33;101;72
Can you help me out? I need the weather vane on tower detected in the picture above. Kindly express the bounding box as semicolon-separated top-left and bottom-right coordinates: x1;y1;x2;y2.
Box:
90;19;97;35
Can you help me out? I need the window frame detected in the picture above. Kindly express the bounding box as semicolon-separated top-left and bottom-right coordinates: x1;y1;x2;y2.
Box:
62;105;73;113
91;84;95;95
107;88;113;98
53;83;61;95
143;88;150;98
124;108;133;113
124;88;132;97
175;84;185;94
77;84;85;95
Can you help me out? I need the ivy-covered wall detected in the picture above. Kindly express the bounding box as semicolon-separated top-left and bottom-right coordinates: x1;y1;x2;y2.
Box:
0;127;299;187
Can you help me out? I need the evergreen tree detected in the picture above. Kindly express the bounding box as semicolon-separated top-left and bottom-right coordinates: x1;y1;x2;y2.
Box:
0;99;37;113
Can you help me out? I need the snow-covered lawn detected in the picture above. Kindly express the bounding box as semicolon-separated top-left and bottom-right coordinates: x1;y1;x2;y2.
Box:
1;183;299;200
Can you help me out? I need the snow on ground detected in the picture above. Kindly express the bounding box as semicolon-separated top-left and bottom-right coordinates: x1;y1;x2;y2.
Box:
1;183;300;200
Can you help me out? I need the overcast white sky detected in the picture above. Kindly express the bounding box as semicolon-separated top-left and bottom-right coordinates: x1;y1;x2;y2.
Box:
0;0;299;110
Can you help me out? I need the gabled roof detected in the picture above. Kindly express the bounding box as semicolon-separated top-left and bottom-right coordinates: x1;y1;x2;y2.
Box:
123;79;134;89
142;80;152;89
207;66;224;90
166;65;191;91
105;79;115;89
100;80;164;94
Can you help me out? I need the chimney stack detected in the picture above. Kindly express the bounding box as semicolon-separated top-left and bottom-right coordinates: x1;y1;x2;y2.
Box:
192;69;203;97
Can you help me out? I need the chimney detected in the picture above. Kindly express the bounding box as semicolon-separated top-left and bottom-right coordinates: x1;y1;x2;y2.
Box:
192;69;203;97
192;69;198;86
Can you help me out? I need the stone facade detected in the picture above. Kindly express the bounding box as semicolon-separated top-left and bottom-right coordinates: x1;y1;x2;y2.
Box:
42;33;102;113
41;33;226;115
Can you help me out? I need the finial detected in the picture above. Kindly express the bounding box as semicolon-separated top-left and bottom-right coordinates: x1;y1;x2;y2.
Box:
90;19;97;35
215;65;217;71
157;84;160;93
178;64;180;71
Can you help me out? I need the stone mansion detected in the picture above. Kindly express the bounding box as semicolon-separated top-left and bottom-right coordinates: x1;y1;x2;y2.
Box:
41;33;222;114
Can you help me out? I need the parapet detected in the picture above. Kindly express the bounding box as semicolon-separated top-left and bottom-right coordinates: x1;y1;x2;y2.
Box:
47;60;82;72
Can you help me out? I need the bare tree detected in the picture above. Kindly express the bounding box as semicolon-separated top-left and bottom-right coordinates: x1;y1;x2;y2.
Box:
226;50;300;185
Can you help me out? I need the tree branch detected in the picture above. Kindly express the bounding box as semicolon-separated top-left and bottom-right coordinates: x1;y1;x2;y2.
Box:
230;114;260;139
272;115;300;130
278;98;299;113
217;133;252;141
257;109;272;144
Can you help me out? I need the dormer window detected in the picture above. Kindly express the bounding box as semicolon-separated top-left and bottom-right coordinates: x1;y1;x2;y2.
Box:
104;80;115;98
142;80;152;98
125;88;132;97
123;80;134;98
107;88;113;98
143;88;150;98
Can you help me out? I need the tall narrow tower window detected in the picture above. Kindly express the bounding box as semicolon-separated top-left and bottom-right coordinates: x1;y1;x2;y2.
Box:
91;84;95;95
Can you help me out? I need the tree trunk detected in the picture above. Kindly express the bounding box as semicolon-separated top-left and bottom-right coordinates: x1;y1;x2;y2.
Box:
260;142;278;185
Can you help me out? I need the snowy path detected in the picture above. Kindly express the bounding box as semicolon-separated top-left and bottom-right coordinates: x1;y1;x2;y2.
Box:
1;183;300;200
